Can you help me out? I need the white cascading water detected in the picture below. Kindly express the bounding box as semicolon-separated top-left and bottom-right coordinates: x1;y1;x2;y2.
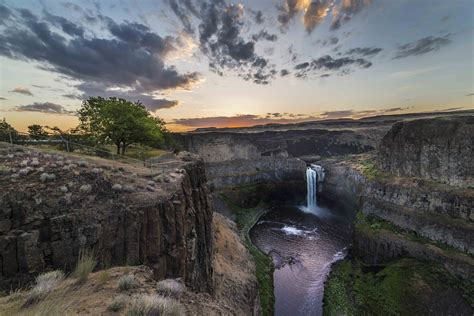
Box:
306;164;325;210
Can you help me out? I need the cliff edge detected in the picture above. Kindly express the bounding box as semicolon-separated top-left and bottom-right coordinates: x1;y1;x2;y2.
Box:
0;143;213;293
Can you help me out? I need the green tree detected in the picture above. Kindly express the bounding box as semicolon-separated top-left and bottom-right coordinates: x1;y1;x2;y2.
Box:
0;118;18;143
77;97;165;155
28;124;49;140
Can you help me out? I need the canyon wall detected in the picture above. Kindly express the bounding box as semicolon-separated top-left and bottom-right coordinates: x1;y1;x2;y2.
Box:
205;157;306;189
0;146;213;292
378;116;474;187
176;128;385;163
319;116;474;280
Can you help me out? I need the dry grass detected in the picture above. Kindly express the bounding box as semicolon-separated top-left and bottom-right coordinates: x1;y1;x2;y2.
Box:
156;279;186;298
126;294;184;316
98;270;110;284
73;249;96;283
25;270;64;306
108;294;128;312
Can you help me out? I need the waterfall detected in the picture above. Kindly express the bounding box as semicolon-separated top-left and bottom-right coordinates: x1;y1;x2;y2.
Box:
306;164;325;210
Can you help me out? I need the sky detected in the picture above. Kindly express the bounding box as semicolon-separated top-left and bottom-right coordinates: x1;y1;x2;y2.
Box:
0;0;473;132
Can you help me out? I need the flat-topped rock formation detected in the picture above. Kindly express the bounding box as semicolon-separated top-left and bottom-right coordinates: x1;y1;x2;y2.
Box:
0;144;213;292
378;115;474;187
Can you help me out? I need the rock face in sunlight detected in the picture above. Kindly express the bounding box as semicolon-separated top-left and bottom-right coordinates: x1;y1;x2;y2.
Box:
0;145;213;292
378;116;473;187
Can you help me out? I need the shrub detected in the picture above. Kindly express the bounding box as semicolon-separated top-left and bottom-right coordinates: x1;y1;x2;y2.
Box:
118;275;137;291
25;270;64;305
73;249;96;283
108;295;128;312
156;279;186;298
126;294;183;316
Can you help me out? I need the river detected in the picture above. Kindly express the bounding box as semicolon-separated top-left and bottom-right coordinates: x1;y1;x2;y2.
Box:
249;203;352;315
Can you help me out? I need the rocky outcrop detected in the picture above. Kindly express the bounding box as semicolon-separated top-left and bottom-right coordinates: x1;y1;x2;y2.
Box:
0;145;213;292
205;157;306;189
320;155;474;252
354;224;474;280
378;116;474;187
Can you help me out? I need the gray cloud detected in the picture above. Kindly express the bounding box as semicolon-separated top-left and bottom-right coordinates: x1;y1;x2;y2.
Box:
145;98;180;111
0;8;200;110
319;110;354;119
166;0;277;85
9;87;33;96
466;93;474;96
62;93;82;100
345;47;382;57
0;4;11;22
294;55;372;78
43;11;85;37
253;10;264;24
252;30;278;42
0;97;7;100
74;82;182;111
165;0;199;34
317;36;339;47
14;102;75;114
280;69;290;77
394;35;451;59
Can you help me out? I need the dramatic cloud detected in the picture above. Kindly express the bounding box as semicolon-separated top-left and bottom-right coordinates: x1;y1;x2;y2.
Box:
277;0;372;33
294;55;372;78
331;0;372;30
394;35;451;59
0;97;7;100
0;7;200;110
164;1;279;84
197;2;276;84
166;0;199;34
303;0;333;32
345;47;382;57
278;0;332;33
9;87;33;96
252;30;278;42
14;102;74;115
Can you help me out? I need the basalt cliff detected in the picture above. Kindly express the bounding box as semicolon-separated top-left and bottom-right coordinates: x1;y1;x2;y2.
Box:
320;116;473;314
0;146;213;292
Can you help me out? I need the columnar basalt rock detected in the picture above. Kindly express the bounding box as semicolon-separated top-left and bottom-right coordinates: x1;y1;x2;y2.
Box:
0;146;213;292
378;116;474;187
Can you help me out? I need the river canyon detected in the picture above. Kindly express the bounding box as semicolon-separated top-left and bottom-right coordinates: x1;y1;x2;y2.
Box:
1;111;473;315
